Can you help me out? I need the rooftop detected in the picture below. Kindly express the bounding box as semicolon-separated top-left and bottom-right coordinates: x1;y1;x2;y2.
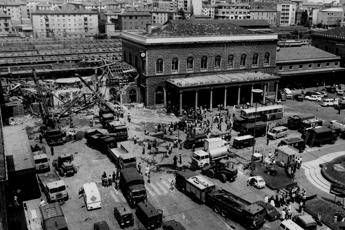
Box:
147;20;253;37
312;27;345;40
32;10;97;15
120;11;151;16
121;20;277;44
276;46;339;63
3;125;35;172
167;72;279;89
231;19;270;28
320;7;343;12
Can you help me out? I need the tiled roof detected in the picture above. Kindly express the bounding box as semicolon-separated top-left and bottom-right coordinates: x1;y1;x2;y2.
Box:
147;19;253;37
32;10;97;15
167;72;278;88
120;11;151;16
276;46;339;63
312;27;345;40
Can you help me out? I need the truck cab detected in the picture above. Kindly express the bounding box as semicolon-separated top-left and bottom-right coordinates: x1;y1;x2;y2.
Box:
38;172;69;202
40;203;68;230
114;203;134;228
108;148;136;169
191;150;209;169
136;201;163;230
274;146;298;168
52;153;77;177
106;121;128;142
33;151;50;173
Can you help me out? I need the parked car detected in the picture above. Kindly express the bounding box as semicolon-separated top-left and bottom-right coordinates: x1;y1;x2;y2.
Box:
314;91;327;98
94;221;110;230
247;176;266;189
305;95;322;101
294;94;304;102
284;88;293;99
320;98;336;107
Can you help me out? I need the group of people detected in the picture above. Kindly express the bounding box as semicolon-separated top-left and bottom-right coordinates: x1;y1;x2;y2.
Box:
101;171;120;189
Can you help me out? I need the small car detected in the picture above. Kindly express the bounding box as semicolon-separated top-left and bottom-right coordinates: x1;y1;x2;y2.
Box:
320;98;336;107
247;176;266;189
305;95;321;101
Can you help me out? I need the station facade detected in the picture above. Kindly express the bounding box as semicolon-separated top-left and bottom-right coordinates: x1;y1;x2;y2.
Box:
121;20;280;113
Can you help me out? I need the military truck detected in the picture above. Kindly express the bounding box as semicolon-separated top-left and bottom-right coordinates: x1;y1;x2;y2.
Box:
201;160;238;183
175;170;265;229
52;153;77;177
107;147;136;169
303;126;337;147
119;167;147;207
136;201;163;230
114;203;134;228
44;128;65;146
106;121;128;142
33;151;50;173
40;203;68;230
37;172;68;202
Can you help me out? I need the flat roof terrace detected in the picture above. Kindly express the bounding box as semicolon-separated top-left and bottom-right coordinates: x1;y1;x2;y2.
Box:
167;72;279;90
3;125;35;172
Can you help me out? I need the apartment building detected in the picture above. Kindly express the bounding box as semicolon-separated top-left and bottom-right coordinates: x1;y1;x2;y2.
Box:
31;10;99;38
214;3;251;20
250;8;280;26
0;1;28;25
0;13;14;35
277;1;296;26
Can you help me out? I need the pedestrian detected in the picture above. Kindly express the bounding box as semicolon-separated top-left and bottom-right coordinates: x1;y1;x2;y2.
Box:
39;134;43;143
280;209;286;220
137;162;142;174
170;178;175;191
147;172;151;183
50;146;54;156
114;179;119;190
266;137;269;146
142;146;145;155
173;155;178;168
112;171;116;182
270;199;275;207
127;114;131;123
179;152;182;165
108;174;112;186
39;198;46;207
192;144;195;152
264;195;269;203
102;172;107;186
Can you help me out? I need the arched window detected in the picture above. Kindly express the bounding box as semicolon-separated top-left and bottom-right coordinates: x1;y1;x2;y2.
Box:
172;57;178;72
156;58;163;73
129;89;137;103
228;55;234;68
187;57;194;70
252;53;259;66
240;54;247;67
155;86;164;104
128;53;132;65
264;52;270;65
201;56;208;69
215;55;221;69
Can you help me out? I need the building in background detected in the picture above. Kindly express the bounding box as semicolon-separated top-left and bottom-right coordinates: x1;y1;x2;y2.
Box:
277;1;296;26
31;10;98;38
192;0;202;15
313;7;344;27
115;11;152;31
214;3;251;20
0;1;28;26
151;9;174;24
250;8;280;26
0;13;14;35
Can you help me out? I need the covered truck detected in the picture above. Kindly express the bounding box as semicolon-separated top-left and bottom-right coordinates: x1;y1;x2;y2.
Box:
40;203;68;230
37;172;68;202
120;167;147;207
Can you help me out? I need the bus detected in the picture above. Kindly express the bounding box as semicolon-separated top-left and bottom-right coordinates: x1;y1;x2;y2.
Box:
240;105;284;122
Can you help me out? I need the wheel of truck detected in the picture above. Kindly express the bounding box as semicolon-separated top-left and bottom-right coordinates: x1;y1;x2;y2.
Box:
208;169;215;178
214;207;220;213
219;174;227;183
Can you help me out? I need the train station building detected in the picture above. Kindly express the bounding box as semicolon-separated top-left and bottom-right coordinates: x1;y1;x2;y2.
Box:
121;20;280;114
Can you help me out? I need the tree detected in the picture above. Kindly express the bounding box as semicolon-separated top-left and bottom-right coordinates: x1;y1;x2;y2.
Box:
300;10;309;27
177;8;186;20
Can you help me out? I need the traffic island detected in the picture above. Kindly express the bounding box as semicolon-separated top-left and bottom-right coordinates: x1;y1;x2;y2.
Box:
305;197;345;230
320;155;345;187
250;162;296;190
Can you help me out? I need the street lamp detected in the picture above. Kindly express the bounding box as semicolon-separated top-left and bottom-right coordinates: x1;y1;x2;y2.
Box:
251;88;263;162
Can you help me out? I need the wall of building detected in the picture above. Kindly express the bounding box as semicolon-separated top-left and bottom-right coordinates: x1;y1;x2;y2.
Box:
277;2;296;26
214;4;251;19
277;59;340;72
32;13;98;38
250;10;280;26
118;15;152;31
312;37;345;66
317;10;343;26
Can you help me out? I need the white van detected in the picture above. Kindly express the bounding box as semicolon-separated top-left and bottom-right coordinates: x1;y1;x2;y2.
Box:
280;219;304;230
267;126;288;140
80;182;101;211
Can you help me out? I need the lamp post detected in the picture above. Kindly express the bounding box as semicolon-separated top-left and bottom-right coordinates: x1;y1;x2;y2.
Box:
251;88;263;162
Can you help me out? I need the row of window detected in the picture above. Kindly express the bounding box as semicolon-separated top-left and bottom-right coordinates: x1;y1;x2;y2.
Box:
155;53;271;73
278;61;339;70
